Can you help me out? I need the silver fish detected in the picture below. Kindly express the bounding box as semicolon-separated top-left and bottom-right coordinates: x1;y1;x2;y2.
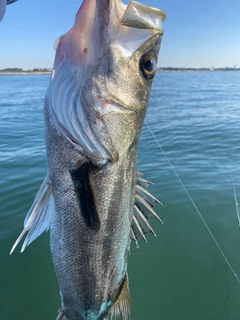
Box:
0;0;17;21
11;0;165;319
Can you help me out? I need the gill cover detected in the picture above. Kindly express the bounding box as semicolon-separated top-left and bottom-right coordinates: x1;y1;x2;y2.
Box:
49;0;165;161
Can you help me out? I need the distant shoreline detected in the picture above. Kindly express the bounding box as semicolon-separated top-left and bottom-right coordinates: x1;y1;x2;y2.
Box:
0;72;51;76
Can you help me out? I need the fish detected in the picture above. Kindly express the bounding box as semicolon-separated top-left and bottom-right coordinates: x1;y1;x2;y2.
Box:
10;0;166;319
0;0;17;21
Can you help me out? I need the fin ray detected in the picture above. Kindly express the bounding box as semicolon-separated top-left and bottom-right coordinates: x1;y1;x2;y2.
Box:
134;205;156;236
132;215;147;242
131;171;162;246
136;184;162;205
10;177;54;254
135;194;162;222
137;176;153;185
130;228;139;248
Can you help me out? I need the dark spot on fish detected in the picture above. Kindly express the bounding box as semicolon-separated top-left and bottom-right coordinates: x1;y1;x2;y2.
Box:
70;162;101;231
84;48;88;53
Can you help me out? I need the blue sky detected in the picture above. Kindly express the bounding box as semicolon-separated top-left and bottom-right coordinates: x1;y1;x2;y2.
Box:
0;0;239;69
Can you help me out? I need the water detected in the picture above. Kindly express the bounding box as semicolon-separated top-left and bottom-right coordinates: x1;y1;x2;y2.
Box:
1;72;240;319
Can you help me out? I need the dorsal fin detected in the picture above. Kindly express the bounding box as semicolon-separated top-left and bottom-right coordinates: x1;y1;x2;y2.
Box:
131;171;163;246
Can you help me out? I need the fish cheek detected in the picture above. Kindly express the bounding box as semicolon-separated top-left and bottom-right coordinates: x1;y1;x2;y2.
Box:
94;46;151;114
110;47;152;113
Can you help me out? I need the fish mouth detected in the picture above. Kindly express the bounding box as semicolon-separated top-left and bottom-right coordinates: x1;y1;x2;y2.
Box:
95;100;136;118
93;89;137;118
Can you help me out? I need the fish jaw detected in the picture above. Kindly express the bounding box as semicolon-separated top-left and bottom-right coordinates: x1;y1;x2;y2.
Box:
49;0;165;163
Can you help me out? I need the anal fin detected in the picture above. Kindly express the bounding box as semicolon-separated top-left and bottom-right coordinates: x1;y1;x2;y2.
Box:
10;176;54;254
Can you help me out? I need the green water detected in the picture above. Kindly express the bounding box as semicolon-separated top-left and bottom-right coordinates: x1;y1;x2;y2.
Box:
1;72;240;319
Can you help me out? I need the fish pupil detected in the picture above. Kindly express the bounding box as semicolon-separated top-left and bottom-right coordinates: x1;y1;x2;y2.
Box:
140;55;156;79
144;58;154;72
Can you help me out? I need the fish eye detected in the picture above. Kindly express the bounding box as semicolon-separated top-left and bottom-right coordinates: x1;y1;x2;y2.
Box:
139;55;156;80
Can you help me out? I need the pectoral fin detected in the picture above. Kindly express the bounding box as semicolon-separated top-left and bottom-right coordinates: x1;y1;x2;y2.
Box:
10;176;54;254
108;274;131;320
131;171;163;246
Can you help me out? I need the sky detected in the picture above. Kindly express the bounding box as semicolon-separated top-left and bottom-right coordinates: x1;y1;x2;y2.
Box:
0;0;239;69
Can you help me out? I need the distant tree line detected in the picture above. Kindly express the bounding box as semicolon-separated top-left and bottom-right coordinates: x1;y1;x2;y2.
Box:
0;68;52;73
0;68;24;72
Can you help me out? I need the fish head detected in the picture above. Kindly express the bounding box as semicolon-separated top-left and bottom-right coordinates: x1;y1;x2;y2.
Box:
50;0;166;163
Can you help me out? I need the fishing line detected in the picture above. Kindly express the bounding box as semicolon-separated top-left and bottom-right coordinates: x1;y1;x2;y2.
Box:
145;120;240;285
230;169;240;230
